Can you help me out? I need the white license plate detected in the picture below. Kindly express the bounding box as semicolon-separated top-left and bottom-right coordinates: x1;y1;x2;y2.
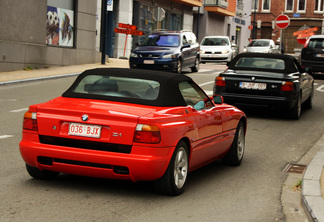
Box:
316;54;324;58
144;60;154;64
240;82;266;90
68;123;102;138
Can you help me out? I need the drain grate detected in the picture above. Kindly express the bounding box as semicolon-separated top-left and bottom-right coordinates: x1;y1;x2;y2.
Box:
283;163;307;174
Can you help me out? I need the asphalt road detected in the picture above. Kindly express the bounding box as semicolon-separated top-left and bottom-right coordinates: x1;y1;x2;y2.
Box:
1;64;324;222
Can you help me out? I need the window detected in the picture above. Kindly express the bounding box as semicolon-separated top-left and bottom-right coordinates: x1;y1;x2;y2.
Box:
262;0;271;11
285;0;294;12
315;0;324;12
297;0;306;12
73;75;160;100
179;82;213;109
235;57;286;70
251;0;259;11
47;0;74;47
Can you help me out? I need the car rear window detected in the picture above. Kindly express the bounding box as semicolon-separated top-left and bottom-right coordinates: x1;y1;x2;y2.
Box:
307;39;324;49
248;40;270;47
201;37;229;46
234;57;285;70
72;75;160;100
141;35;179;47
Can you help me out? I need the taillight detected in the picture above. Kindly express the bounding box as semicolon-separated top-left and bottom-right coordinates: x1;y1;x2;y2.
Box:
134;124;161;144
281;81;294;91
23;111;38;131
216;77;226;87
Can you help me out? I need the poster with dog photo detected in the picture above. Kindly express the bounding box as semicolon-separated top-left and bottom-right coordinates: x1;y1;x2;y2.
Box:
46;6;74;47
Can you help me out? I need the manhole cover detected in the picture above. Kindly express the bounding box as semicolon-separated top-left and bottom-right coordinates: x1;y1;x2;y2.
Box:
283;163;307;174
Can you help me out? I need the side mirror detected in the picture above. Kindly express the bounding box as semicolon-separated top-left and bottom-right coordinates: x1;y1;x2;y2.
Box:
135;43;140;47
305;66;312;74
213;95;224;104
181;44;190;50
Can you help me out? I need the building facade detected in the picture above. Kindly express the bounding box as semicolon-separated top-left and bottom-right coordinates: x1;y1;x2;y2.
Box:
1;0;253;72
251;0;323;53
0;0;101;72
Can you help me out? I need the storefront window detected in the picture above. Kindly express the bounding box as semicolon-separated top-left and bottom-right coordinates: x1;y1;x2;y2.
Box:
133;3;182;45
46;0;75;47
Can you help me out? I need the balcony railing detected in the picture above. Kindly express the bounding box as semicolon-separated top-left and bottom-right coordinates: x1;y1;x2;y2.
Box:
204;0;228;9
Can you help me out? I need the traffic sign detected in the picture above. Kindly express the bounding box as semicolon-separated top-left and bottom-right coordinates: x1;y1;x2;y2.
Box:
118;23;137;30
114;28;144;36
275;14;290;29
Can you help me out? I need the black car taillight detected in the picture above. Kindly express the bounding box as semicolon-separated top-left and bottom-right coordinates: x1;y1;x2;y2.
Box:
280;81;294;91
216;77;226;87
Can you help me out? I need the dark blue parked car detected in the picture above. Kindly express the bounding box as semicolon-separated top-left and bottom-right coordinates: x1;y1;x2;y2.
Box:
129;30;200;74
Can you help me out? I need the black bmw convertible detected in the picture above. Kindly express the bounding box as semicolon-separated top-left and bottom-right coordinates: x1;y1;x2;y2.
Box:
214;53;314;119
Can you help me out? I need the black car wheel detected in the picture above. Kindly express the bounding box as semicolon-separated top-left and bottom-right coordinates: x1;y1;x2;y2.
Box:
191;57;200;72
222;121;245;166
26;164;60;179
154;140;189;196
290;93;302;120
175;59;182;74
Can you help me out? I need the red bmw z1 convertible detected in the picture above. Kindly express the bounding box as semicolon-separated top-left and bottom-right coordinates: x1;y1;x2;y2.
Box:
19;68;246;195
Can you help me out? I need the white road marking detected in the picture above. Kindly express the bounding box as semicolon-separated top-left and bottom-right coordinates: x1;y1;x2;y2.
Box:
10;108;28;113
0;135;14;139
0;99;16;102
205;90;213;96
316;85;324;92
199;81;214;87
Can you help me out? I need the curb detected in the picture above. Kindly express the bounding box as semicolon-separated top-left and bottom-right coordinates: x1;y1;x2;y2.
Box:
0;72;81;87
302;135;324;222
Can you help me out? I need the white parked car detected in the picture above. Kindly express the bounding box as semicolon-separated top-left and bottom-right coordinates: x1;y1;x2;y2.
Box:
244;39;280;54
200;36;236;63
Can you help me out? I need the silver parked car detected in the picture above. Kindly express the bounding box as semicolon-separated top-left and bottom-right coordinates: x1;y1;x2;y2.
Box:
244;39;280;54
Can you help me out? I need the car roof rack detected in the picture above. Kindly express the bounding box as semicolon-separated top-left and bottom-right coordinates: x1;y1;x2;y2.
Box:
152;29;167;33
180;30;193;33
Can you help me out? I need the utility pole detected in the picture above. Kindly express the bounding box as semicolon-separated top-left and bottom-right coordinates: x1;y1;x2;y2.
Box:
253;0;257;39
101;0;107;65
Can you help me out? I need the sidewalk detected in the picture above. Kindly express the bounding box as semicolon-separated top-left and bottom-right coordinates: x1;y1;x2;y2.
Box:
0;58;324;221
0;58;129;85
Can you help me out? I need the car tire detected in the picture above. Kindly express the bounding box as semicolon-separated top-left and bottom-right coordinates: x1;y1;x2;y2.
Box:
26;164;60;179
303;85;314;109
175;59;182;74
290;93;302;120
222;121;245;166
153;140;189;196
191;57;200;72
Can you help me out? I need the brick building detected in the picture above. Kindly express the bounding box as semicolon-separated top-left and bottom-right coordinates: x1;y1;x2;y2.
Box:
251;0;323;53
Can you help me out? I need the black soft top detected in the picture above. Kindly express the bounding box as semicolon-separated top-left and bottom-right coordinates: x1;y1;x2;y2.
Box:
228;53;301;74
62;68;194;107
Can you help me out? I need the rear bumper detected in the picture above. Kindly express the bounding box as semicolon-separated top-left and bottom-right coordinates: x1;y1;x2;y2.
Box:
19;133;174;182
200;54;230;63
215;92;296;110
301;59;324;72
